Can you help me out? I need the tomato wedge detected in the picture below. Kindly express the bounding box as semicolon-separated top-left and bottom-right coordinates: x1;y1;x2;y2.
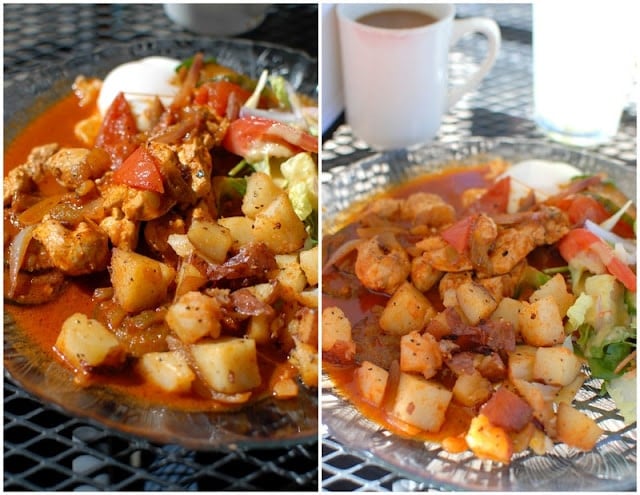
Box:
113;145;164;193
441;215;476;254
467;176;510;215
194;80;252;119
95;92;139;167
558;228;636;292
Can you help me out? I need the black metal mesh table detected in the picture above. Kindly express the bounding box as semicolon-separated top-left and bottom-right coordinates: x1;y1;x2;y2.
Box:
3;3;318;491
321;4;637;491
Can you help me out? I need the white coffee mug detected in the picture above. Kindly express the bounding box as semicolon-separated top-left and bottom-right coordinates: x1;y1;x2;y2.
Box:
336;3;501;149
164;4;270;37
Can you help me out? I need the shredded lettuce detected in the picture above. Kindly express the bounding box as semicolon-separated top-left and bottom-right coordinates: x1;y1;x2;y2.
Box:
268;75;291;109
567;274;636;388
607;370;636;425
566;292;594;330
280;152;318;221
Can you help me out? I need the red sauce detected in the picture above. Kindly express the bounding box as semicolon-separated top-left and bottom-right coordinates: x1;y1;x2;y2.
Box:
4;93;291;412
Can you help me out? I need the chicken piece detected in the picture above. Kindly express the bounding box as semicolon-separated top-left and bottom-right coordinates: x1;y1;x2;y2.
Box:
439;272;473;308
418;235;473;273
362;197;403;220
32;218;109;275
470;206;569;276
355;232;410;294
72;75;102;107
100;183;174;221
146;141;197;206
175;136;213;198
99;209;139;250
4;143;59;205
487;226;539;275
401;192;456;227
468;213;498;269
44;147;111;189
411;252;443;292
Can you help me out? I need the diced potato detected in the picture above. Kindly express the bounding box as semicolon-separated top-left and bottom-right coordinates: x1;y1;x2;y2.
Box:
217;216;254;249
456;281;497;325
287;306;318;346
512;379;559;435
242;171;282;219
511;422;536;453
533;346;583;386
507;345;537;382
518;297;565;346
275;254;307;293
296;289;318;308
490;297;522;334
246;313;273;344
110;248;176;313
175;261;207;297
529;426;554;455
321;306;354;353
246;282;279;305
391;372;452;432
165;291;222;344
379;281;435;335
190;338;261;394
438;272;472;308
137;351;195;393
556;402;603;451
530;273;575;317
167;233;194;258
399;331;442;379
465;414;513;464
555;372;587;405
289;340;318;388
56;313;125;371
477;275;506;305
252;193;307;254
187;220;232;264
424;311;452;339
452;371;493;407
299;246;318;286
354;360;389;407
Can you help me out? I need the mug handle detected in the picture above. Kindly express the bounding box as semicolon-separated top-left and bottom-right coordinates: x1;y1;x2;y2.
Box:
447;17;501;108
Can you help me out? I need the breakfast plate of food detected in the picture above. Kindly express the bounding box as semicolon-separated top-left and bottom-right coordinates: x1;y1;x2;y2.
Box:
4;38;319;449
321;137;636;490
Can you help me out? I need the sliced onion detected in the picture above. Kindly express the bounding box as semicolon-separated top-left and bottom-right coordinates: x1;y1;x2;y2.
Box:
239;105;302;125
585;219;636;265
322;238;363;275
599;199;633;232
17;194;66;225
243;69;268;109
7;225;35;298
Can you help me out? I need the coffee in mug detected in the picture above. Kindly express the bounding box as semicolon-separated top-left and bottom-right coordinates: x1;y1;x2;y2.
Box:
356;9;438;29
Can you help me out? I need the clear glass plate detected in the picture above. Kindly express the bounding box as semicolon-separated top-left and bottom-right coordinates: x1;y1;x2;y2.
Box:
4;38;317;450
321;137;636;491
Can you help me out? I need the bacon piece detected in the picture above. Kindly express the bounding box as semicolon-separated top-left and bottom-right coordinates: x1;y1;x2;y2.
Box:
207;242;277;282
481;387;533;432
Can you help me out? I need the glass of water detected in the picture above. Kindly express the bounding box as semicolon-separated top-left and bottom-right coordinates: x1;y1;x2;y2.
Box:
533;3;638;146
